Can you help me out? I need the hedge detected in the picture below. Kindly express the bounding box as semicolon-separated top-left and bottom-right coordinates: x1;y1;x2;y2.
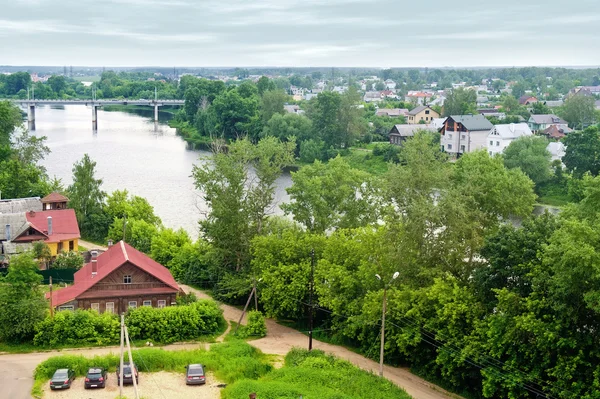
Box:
33;299;225;347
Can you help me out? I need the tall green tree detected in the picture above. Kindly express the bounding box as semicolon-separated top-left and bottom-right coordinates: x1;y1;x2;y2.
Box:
442;88;477;116
68;154;106;229
563;126;600;177
503;136;552;188
562;94;597;129
261;113;314;142
260;90;287;124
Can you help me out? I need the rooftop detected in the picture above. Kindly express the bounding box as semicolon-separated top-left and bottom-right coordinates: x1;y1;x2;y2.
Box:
449;115;494;131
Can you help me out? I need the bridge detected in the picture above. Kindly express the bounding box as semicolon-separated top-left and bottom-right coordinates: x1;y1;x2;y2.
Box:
9;98;185;130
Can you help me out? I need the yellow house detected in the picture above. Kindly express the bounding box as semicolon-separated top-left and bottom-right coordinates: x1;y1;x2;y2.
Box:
407;105;440;124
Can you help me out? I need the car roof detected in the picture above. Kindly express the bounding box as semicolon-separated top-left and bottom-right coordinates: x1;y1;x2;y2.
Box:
54;368;69;373
188;364;204;368
88;367;104;373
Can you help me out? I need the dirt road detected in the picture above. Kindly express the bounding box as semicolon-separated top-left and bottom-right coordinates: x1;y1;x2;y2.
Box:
181;285;462;399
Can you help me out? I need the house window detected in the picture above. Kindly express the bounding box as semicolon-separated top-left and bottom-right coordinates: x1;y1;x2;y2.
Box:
91;303;99;312
496;141;500;146
425;110;430;114
143;300;152;307
69;241;74;251
57;242;63;253
461;135;466;140
157;300;166;309
489;151;493;155
58;305;74;311
489;140;493;145
447;144;453;150
448;134;452;139
128;301;137;309
461;145;466;152
123;275;132;284
105;302;114;314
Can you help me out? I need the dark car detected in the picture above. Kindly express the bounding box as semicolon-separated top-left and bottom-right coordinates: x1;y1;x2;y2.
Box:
116;362;139;385
185;364;206;385
84;367;107;389
49;368;74;390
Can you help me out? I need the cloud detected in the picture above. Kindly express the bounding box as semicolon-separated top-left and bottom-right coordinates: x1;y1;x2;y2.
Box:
421;31;524;40
0;19;70;34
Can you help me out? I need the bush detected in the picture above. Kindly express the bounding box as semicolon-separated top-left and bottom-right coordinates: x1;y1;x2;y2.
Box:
237;311;267;338
32;299;225;347
175;291;198;305
51;251;85;269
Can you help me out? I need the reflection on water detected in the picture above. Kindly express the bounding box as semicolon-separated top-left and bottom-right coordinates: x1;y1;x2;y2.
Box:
34;105;292;239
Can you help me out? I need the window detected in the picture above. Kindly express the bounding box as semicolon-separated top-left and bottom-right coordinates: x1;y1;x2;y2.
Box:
58;305;74;311
91;303;99;312
461;145;466;152
425;110;430;115
447;144;453;150
489;151;493;155
461;135;466;140
143;300;152;307
123;275;132;284
57;242;63;253
490;140;493;145
128;301;137;309
69;240;74;251
105;302;114;314
157;300;166;308
496;141;500;146
448;133;452;139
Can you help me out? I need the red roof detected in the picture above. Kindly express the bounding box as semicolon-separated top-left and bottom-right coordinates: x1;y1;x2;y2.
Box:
41;192;69;203
48;241;179;307
24;209;80;244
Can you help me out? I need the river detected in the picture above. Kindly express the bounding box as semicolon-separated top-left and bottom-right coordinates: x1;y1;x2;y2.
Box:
32;105;292;239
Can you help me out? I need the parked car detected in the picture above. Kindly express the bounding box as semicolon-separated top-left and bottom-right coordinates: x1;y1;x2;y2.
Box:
116;362;139;385
185;364;206;385
84;367;107;389
49;368;75;390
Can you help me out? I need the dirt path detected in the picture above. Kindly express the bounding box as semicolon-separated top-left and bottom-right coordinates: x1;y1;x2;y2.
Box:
78;239;107;251
180;284;462;399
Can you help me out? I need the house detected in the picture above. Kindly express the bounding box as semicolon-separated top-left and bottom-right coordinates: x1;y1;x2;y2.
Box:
41;192;68;211
487;123;533;156
364;91;383;103
406;105;440;124
380;90;398;99
0;197;42;214
284;104;304;115
429;96;446;107
528;114;568;133
431;117;447;130
478;109;506;119
544;100;564;108
389;124;438;146
384;79;396;90
47;241;182;313
440;115;494;156
376;108;409;117
405;91;432;105
519;95;538;105
547;142;566;163
540;124;572;140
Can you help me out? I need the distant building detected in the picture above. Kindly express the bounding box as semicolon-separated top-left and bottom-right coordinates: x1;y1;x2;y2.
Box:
547;142;566;163
284;104;305;114
540;125;572;140
440;115;494;156
478;109;506;119
375;108;409;117
487;123;533;156
528;114;568;133
406;105;439;124
544;100;564;108
364;91;383;103
519;95;538;105
384;79;397;90
405;91;432;105
389;124;438;146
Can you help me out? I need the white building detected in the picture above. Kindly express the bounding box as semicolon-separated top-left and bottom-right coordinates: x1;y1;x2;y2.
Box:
384;79;397;90
547;142;566;163
487;123;533;156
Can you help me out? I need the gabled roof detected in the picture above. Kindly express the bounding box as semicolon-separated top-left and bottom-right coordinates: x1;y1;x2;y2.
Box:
390;124;438;137
489;123;533;139
49;241;179;307
449;115;493;131
41;192;69;203
0;213;29;241
519;95;537;104
376;108;408;117
24;209;80;244
541;124;572;139
528;114;567;125
408;105;435;116
0;197;42;214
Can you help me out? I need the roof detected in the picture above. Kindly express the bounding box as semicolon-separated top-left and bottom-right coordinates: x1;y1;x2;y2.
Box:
449;115;493;131
24;209;80;244
41;192;69;203
406;92;432;97
390;124;438;137
408;105;435;116
528;114;567;125
0;213;29;241
519;95;538;104
49;241;179;307
541;124;572;139
547;142;566;155
490;123;533;139
376;108;408;117
0;197;42;214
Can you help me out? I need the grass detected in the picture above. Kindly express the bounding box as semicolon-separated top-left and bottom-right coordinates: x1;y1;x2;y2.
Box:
352;141;389;150
32;341;273;398
536;195;570;207
343;148;390;175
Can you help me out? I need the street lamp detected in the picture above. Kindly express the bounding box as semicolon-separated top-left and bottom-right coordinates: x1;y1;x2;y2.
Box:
376;271;399;377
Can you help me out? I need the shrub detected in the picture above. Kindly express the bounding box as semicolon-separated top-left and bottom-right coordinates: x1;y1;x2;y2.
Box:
51;251;84;269
237;311;267;339
175;291;198;305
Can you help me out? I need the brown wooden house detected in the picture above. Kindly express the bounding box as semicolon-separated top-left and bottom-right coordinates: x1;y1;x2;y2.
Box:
47;241;181;314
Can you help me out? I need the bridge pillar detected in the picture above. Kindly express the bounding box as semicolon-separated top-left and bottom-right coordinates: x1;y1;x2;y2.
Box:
92;104;99;130
28;104;36;131
154;104;159;123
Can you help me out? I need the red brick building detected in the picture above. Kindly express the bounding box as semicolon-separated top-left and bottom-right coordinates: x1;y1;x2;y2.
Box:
48;241;181;313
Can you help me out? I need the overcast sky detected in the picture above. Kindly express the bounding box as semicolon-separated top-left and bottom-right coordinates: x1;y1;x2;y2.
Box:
1;0;599;67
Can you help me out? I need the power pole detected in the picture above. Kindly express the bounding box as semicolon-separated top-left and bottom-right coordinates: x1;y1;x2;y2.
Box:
124;325;140;399
119;314;124;398
379;287;387;377
253;278;258;311
49;276;54;319
308;248;315;351
234;285;255;335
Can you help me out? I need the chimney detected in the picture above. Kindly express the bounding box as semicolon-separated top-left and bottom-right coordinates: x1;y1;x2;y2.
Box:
107;239;113;247
5;224;10;242
91;250;98;276
47;216;53;236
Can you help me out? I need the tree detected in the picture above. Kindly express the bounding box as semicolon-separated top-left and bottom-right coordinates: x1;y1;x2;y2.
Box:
150;228;192;267
503;136;552;188
562;94;597;129
107;218;158;254
192;137;295;271
308;91;342;149
260;90;287;124
32;241;52;268
0;253;47;342
531;101;550;114
47;75;67;95
501;95;520;113
256;76;275;96
68;154;106;228
212;88;260;140
282;156;380;233
105;189;161;226
0;100;22;147
262;113;314;143
510;81;527;99
442;88;477;116
563;126;600;177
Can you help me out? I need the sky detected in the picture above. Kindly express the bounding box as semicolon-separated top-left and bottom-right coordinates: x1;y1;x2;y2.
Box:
1;0;599;67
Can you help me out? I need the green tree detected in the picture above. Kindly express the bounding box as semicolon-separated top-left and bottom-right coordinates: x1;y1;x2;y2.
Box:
68;154;106;233
531;101;550;114
47;75;67;95
105;189;161;226
32;241;52;268
308;91;341;149
0;100;22;147
282;156;380;233
503;136;552;188
52;251;85;269
563;126;600;177
0;253;47;342
510;81;527;99
562;94;597;129
262;113;313;142
442;88;477;116
260;90;287;124
501;95;520;113
150;228;192;267
107;218;158;254
256;76;275;96
212;88;261;140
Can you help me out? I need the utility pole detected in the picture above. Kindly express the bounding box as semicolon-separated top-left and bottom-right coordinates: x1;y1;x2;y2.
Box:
122;216;127;241
379;286;387;377
308;248;315;351
49;276;54;319
253;278;258;311
235;285;255;335
124;325;140;399
119;314;124;398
